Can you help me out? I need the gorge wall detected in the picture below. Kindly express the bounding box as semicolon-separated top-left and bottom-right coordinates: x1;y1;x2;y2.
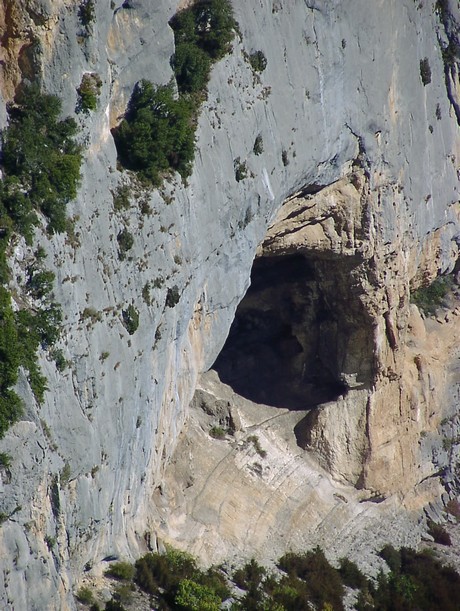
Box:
0;0;460;608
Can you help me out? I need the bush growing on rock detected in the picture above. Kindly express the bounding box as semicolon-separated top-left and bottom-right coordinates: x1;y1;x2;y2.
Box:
249;50;267;73
172;43;211;93
1;83;82;234
105;561;135;581
114;0;236;185
77;72;102;112
113;81;196;185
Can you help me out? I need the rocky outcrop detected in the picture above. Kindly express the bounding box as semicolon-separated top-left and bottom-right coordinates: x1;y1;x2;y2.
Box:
0;0;459;608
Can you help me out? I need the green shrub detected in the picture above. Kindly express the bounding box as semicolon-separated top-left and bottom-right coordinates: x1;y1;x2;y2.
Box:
209;426;226;439
172;42;211;93
365;546;460;611
121;305;139;335
411;274;453;315
253;134;264;155
105;561;135;581
112;185;131;211
51;348;67;372
338;557;367;590
60;462;71;485
26;269;55;299
75;586;95;604
170;0;236;61
117;229;134;260
0;452;12;469
175;579;221;611
247;435;266;458
427;520;452;546
1;84;82;234
114;1;236;185
278;548;344;611
234;157;247;182
234;558;266;591
249;50;267;73
104;599;126;611
135;548;198;595
166;285;181;308
420;57;432;85
113;80;196;186
0;287;23;437
77;73;102;112
79;0;95;27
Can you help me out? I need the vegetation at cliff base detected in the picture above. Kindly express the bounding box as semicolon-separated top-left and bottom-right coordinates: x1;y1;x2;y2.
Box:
77;542;460;610
113;0;236;186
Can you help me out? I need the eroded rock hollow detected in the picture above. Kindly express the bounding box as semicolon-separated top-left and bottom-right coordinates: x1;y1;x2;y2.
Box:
213;250;373;411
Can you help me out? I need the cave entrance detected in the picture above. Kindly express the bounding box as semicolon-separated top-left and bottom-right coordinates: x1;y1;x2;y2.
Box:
212;253;356;410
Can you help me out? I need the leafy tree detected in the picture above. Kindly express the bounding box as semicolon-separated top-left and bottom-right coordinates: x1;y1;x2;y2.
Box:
0;287;22;437
113;81;196;185
172;42;211;93
175;579;221;611
1;84;82;233
170;0;236;60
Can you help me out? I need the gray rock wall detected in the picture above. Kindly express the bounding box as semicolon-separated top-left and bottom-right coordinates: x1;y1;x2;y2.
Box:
0;0;459;608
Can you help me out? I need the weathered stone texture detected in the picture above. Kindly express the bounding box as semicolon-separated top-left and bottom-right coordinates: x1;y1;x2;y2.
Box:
0;0;459;608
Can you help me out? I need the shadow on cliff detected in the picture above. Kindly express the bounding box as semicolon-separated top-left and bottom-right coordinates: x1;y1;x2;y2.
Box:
212;254;349;410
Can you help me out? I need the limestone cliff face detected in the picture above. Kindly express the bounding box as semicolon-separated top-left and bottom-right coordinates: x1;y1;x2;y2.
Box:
0;0;459;608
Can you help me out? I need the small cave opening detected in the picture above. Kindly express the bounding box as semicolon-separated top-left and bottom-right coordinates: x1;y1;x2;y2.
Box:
212;253;357;410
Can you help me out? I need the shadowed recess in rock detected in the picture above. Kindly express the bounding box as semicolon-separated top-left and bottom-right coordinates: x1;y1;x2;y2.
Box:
212;254;349;409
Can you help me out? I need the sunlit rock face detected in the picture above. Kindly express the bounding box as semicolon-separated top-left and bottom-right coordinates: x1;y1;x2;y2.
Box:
0;0;460;608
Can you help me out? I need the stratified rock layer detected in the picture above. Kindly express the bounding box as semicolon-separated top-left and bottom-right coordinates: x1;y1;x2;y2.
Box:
0;0;459;608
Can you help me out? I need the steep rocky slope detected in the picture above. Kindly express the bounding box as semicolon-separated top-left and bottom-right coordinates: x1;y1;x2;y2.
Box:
0;0;460;609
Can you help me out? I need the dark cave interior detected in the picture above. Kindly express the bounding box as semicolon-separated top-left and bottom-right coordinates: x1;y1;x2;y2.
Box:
212;254;350;410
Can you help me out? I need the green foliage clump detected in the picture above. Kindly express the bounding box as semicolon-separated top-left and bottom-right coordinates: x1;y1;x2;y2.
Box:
113;81;196;186
75;585;95;605
117;228;134;260
0;287;23;437
0;452;12;468
427;520;452;546
135;548;229;609
411;274;453;315
170;0;236;63
77;73;102;112
27;269;55;299
172;43;211;94
112;185;131;211
1;84;82;234
248;50;267;73
175;578;221;611
363;545;460;611
253;134;264;155
105;561;135;581
247;434;267;458
122;305;139;335
166;285;181;308
114;0;236;185
79;0;96;27
209;425;226;439
338;557;367;590
73;543;460;611
234;157;248;182
278;548;345;611
420;57;432;85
